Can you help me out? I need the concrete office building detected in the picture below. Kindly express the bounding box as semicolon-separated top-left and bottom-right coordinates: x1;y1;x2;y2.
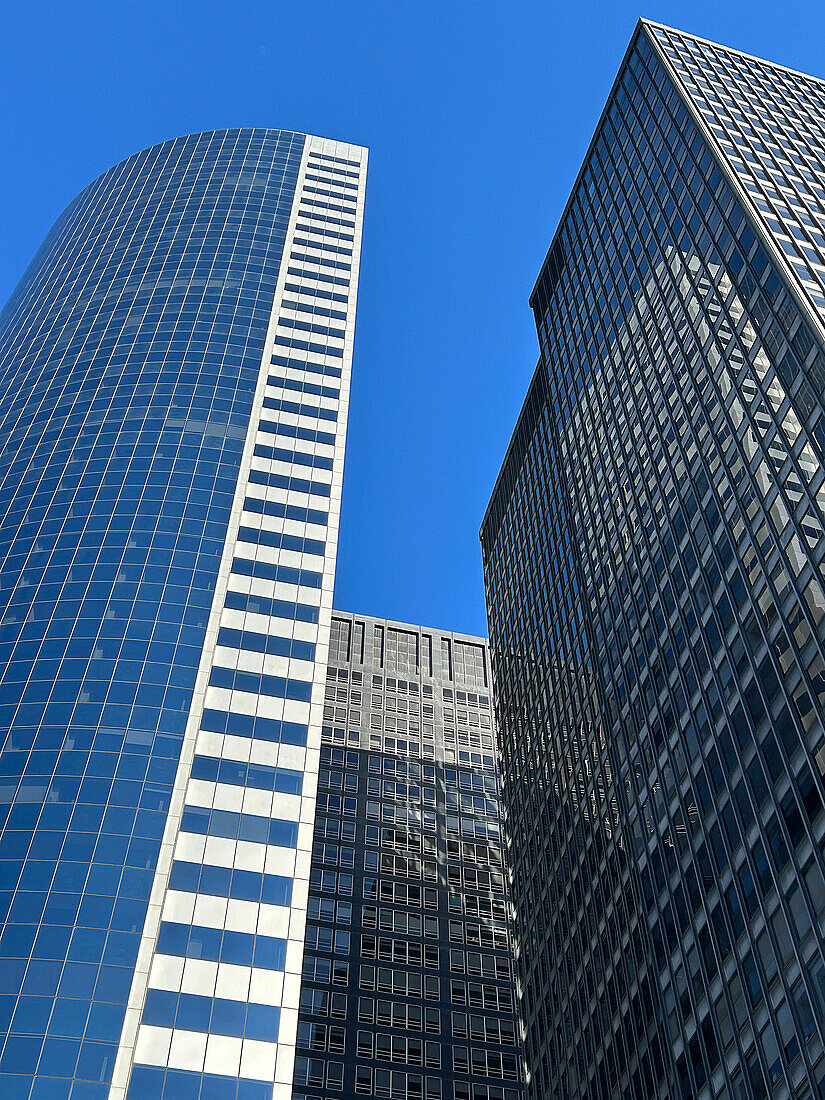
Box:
292;612;522;1100
482;21;825;1100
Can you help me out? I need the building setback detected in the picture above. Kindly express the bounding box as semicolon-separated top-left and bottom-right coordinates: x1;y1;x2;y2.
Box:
0;129;367;1100
482;20;825;1100
292;611;523;1100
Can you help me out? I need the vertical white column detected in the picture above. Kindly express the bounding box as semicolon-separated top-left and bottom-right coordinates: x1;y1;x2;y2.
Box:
108;134;367;1100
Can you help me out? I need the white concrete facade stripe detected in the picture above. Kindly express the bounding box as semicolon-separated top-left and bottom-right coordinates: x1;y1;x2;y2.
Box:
108;133;367;1100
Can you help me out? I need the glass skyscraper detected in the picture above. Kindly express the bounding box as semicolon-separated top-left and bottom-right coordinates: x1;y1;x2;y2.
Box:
294;612;521;1100
482;21;825;1100
0;128;367;1100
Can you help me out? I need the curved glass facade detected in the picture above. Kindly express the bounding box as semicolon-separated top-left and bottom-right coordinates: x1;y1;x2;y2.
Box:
0;129;306;1099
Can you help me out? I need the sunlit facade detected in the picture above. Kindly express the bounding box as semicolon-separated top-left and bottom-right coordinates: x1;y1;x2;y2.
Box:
0;128;366;1100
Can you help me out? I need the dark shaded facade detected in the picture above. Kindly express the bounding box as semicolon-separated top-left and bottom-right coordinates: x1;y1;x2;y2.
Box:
0;130;305;1098
482;22;825;1100
293;612;523;1100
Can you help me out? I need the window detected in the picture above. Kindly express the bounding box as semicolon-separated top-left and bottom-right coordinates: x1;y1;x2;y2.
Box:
354;1067;442;1099
303;956;349;985
296;1021;346;1054
299;989;347;1018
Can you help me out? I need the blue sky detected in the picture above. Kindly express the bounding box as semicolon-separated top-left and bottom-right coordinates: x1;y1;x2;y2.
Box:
2;1;825;636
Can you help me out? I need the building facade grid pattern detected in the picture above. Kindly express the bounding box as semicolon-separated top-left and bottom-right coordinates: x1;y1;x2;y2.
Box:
650;23;825;322
482;21;825;1100
0;128;305;1100
293;612;523;1100
0;125;367;1100
120;136;367;1100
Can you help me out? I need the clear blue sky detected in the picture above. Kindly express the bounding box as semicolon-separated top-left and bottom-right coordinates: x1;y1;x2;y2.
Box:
2;1;825;636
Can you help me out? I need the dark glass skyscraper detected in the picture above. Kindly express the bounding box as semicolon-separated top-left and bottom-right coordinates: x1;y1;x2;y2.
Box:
0;129;367;1100
482;22;825;1100
293;612;522;1100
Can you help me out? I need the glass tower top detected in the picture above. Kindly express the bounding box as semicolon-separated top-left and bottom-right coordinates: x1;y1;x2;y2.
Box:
649;23;825;318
